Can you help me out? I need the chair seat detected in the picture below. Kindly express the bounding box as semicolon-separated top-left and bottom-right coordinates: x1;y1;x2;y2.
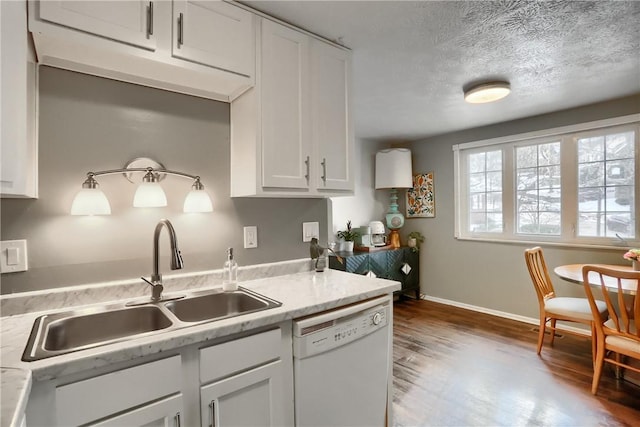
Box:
604;320;639;353
545;297;607;321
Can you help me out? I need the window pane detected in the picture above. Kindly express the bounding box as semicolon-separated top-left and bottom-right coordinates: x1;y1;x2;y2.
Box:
579;163;604;187
515;142;561;235
578;130;636;239
517;146;537;168
469;153;486;173
578;136;604;162
606;132;634;160
486;151;502;171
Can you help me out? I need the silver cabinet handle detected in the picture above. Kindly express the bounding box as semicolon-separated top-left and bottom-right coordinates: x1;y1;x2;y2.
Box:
178;12;184;47
147;2;154;36
321;158;327;183
174;412;181;427
305;156;310;182
209;400;216;427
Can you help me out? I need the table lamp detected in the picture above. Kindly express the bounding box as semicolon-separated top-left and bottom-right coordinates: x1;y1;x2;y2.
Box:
375;148;413;248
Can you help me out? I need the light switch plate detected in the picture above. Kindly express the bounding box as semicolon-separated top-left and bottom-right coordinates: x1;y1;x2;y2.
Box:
243;226;258;249
1;240;28;273
302;222;319;242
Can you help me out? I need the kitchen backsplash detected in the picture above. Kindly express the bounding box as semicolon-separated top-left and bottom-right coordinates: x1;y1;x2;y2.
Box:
0;67;327;294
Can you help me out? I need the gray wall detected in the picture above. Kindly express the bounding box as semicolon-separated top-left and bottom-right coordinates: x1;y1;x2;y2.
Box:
0;66;328;294
404;95;640;319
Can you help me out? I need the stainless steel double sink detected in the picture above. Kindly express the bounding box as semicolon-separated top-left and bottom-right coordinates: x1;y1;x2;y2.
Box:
22;287;282;361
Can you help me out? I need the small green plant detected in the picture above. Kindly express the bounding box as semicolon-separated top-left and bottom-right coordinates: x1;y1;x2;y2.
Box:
407;231;425;252
336;220;359;241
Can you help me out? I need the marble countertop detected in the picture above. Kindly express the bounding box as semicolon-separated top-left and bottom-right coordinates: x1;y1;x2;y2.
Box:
1;263;400;426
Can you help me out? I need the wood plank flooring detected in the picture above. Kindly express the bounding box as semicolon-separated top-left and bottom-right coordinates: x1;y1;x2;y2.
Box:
392;299;640;427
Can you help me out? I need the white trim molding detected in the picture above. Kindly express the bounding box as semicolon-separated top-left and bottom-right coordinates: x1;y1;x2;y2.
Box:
421;294;591;337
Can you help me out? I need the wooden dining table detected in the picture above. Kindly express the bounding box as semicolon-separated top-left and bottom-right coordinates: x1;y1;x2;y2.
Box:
554;263;638;295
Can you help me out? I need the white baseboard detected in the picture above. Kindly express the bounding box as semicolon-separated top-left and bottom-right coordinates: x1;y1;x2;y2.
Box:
420;295;591;337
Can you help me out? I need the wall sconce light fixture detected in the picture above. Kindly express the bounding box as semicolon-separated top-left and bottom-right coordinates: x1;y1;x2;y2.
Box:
71;157;213;215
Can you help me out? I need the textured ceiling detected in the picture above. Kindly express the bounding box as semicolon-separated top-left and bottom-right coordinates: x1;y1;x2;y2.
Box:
241;1;640;142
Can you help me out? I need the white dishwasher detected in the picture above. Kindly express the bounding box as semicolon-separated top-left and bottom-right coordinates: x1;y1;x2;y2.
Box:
293;295;391;427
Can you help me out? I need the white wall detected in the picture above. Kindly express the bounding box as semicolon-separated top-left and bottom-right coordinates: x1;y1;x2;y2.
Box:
327;137;387;244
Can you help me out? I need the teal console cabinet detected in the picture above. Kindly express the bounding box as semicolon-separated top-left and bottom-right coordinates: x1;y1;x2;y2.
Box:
329;247;420;299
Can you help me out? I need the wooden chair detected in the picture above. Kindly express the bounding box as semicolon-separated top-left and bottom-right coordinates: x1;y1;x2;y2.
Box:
524;247;607;356
581;265;640;394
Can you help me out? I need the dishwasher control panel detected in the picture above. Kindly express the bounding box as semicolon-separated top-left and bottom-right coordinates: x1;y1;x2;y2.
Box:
293;301;389;359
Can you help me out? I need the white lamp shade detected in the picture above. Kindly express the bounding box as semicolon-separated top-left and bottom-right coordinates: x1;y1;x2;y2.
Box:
183;188;213;213
133;182;167;207
71;188;112;215
375;148;413;189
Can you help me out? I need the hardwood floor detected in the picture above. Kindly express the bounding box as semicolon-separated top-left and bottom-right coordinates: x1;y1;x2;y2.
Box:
392;299;640;427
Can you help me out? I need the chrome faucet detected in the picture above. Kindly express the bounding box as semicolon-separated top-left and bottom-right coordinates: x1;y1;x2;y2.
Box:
142;219;184;302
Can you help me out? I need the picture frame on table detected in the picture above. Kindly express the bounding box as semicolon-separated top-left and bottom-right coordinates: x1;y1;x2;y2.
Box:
406;172;435;218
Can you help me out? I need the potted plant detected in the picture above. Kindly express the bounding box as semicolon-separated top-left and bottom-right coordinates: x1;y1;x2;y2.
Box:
623;248;640;271
407;231;425;252
336;220;359;252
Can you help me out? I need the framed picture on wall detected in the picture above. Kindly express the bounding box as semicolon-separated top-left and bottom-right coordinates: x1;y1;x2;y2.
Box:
406;172;435;218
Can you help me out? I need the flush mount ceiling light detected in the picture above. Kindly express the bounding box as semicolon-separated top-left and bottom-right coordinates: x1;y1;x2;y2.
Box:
71;157;213;215
464;81;511;104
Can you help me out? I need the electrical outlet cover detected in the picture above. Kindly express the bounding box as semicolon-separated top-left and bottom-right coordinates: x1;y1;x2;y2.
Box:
302;222;319;242
0;240;28;273
244;226;258;249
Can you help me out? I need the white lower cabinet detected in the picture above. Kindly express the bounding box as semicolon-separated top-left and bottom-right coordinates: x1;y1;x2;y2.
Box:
200;361;283;427
54;356;183;426
90;394;183;427
25;324;294;427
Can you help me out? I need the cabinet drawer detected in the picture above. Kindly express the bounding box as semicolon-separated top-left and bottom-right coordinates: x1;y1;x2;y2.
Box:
56;355;181;426
200;328;281;383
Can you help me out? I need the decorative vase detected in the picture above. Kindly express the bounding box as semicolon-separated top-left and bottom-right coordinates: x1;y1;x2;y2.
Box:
342;241;354;252
407;237;417;248
633;260;640;271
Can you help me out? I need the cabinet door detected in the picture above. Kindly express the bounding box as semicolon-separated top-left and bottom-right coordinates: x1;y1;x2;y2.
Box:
311;40;354;192
387;248;405;283
201;360;283;427
403;248;420;298
368;251;388;278
90;394;183;427
260;19;311;190
1;0;37;198
172;1;254;77
38;0;156;50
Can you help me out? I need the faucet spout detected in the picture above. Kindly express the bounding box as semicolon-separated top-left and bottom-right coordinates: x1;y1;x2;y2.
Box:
150;219;184;288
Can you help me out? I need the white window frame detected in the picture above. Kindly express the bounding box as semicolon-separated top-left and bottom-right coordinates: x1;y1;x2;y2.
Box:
453;114;640;248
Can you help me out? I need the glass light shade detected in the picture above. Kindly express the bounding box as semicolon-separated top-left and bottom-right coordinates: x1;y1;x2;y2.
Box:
464;82;511;104
71;188;112;215
133;182;167;207
375;148;413;189
183;188;213;213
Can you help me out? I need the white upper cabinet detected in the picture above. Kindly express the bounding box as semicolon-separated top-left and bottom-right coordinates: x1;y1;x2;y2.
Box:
38;0;156;50
28;0;255;102
311;39;353;192
172;0;254;77
260;19;311;190
230;17;353;198
1;0;37;198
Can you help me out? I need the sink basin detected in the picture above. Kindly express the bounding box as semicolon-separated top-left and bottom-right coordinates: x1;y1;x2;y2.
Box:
22;287;281;361
164;288;281;323
23;305;173;361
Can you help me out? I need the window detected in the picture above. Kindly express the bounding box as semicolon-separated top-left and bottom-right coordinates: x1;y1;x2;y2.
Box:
454;115;639;247
468;150;502;233
516;141;561;235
